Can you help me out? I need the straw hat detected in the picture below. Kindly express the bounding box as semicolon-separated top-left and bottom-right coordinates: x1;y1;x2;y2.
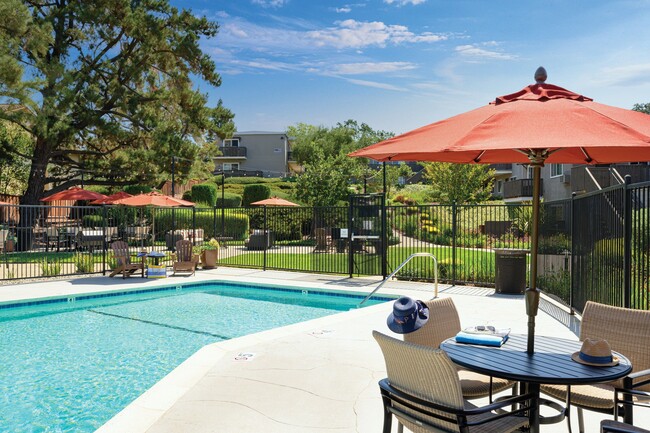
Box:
571;338;619;367
387;297;429;334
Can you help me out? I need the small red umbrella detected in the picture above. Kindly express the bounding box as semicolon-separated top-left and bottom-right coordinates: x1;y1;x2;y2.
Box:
251;196;300;207
90;191;133;205
40;186;107;202
112;191;195;207
350;67;650;354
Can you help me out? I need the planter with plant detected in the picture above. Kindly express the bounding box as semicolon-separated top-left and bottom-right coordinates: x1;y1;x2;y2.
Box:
195;238;220;269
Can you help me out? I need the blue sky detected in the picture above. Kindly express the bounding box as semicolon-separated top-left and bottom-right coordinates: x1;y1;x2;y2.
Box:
174;0;650;135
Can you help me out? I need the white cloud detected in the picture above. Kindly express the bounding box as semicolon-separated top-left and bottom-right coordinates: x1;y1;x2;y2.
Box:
335;7;352;13
384;0;426;5
344;78;407;91
598;64;650;86
251;0;288;8
324;61;417;75
307;19;446;49
455;43;516;60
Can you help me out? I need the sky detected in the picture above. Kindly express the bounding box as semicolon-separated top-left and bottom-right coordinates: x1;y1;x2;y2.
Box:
172;0;650;136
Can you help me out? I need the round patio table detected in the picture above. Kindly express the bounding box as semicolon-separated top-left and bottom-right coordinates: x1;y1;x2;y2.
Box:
441;334;632;433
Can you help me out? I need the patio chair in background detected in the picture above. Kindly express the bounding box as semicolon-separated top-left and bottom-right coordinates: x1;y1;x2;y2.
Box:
541;301;650;432
403;297;516;401
172;239;199;276
373;331;532;433
108;240;144;279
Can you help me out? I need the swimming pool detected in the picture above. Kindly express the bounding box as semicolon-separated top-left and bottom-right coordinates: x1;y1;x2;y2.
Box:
0;281;389;433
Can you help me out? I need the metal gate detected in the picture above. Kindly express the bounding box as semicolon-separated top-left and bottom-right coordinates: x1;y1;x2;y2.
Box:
348;194;387;277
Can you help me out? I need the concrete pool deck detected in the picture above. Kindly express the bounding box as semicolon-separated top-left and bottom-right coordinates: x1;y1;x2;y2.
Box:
2;268;647;432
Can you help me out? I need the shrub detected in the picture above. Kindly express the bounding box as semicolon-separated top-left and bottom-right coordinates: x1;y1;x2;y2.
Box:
192;183;217;206
82;214;104;228
182;190;193;201
40;258;62;277
242;184;271;206
74;253;95;273
593;237;624;267
123;185;152;195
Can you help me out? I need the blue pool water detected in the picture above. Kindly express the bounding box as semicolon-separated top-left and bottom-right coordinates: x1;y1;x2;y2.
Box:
0;282;388;433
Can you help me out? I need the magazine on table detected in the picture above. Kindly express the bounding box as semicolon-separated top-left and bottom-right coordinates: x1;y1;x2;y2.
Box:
455;326;511;347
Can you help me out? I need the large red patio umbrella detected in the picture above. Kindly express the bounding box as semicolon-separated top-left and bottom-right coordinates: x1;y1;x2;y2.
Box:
350;67;650;353
40;186;107;202
90;191;133;205
251;196;300;207
112;191;194;207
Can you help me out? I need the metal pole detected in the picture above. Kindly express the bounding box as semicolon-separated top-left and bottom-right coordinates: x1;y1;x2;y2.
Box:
623;175;632;308
526;163;542;354
171;156;175;197
382;162;387;195
221;174;225;236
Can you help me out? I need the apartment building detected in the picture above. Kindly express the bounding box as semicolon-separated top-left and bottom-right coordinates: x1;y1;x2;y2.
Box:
213;131;293;178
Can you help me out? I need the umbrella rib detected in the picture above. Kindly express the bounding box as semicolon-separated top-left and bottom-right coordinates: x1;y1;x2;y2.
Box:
579;147;593;163
473;151;486;163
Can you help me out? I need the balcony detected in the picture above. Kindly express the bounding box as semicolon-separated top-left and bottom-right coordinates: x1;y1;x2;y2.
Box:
503;178;543;200
217;146;247;158
572;164;650;194
490;163;513;174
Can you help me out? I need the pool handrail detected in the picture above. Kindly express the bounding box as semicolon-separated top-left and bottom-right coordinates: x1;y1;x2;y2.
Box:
358;252;438;307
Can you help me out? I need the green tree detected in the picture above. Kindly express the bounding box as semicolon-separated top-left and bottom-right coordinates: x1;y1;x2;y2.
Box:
0;0;234;208
0;120;32;195
294;151;357;206
288;120;393;166
633;103;650;114
422;162;495;204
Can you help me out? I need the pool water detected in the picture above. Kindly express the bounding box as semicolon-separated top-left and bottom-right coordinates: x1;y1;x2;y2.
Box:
0;282;386;433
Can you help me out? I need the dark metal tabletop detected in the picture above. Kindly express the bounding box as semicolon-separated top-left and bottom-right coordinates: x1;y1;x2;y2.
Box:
441;334;632;385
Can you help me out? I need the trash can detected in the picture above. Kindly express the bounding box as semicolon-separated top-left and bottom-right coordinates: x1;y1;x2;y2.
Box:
494;248;528;294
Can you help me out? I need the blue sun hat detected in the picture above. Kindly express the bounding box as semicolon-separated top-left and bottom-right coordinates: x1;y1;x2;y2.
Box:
387;297;429;334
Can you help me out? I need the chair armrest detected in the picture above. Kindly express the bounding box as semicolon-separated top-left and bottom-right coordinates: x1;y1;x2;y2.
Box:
378;378;532;429
624;368;650;390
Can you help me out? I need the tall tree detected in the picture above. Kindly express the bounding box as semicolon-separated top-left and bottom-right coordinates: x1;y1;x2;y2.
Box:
0;120;32;195
0;0;234;207
422;162;495;204
294;150;358;206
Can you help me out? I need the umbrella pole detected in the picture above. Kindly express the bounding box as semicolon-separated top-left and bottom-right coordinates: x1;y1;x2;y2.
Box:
526;162;543;354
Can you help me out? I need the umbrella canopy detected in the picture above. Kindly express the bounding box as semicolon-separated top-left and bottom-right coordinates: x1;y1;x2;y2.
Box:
90;191;133;205
251;196;300;207
350;67;650;354
40;187;108;202
112;191;195;207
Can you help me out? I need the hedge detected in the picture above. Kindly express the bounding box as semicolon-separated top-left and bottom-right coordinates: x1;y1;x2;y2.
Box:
123;185;152;195
192;183;217;206
153;209;250;240
216;192;242;208
242;184;271;206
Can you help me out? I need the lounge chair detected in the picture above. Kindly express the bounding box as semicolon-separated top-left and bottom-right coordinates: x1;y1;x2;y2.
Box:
541;301;650;432
312;228;333;253
172;239;199;276
373;330;532;433
108;240;144;279
403;297;516;400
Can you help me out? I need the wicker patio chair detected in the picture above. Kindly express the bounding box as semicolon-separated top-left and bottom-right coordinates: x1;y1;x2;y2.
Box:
403;297;516;401
108;240;144;279
172;239;199;276
373;330;532;433
541;301;650;432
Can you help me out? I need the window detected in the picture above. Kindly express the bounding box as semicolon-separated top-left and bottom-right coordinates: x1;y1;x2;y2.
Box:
550;164;563;178
526;165;534;179
223;163;239;171
223;138;240;147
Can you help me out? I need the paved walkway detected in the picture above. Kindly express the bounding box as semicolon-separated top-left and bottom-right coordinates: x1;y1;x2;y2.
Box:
1;268;645;432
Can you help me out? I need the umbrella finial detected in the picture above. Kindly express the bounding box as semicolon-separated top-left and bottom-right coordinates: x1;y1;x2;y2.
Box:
534;66;547;84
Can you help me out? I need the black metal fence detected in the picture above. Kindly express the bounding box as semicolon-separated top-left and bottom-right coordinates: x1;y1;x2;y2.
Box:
1;182;649;314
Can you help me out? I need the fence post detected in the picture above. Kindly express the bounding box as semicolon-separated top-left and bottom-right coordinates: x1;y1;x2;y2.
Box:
102;205;107;275
263;205;268;271
569;193;576;314
192;207;197;246
452;201;457;285
381;193;387;279
623;175;632;309
348;199;353;278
